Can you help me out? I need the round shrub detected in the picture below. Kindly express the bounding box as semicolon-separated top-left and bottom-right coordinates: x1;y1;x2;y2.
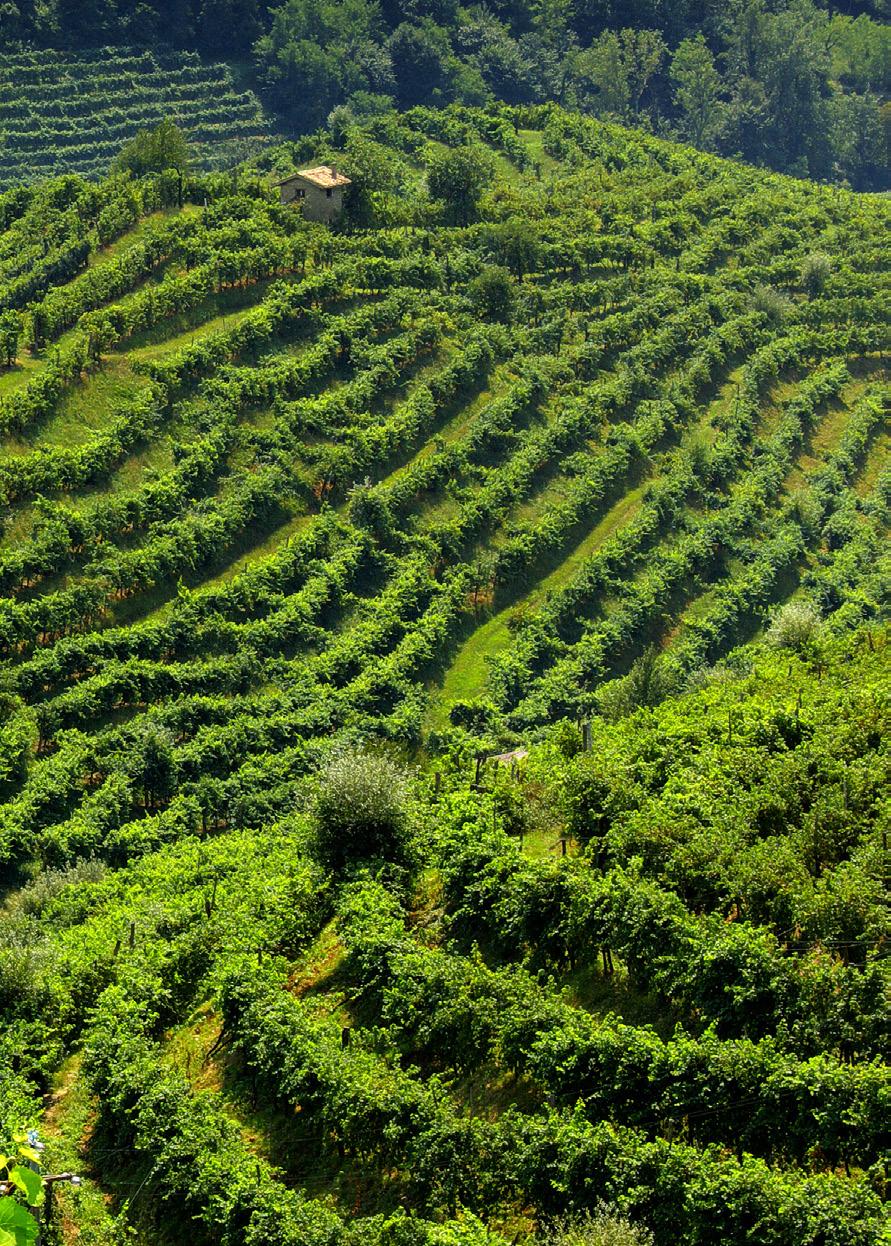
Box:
546;1207;654;1246
800;251;831;298
767;599;823;651
313;748;414;871
750;284;792;325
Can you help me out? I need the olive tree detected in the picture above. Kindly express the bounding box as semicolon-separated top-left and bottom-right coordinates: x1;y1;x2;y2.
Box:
767;599;823;652
750;283;793;325
800;251;832;298
313;748;414;871
546;1207;654;1246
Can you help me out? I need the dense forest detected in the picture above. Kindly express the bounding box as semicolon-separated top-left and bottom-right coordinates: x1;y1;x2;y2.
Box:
0;0;888;188
0;100;887;1241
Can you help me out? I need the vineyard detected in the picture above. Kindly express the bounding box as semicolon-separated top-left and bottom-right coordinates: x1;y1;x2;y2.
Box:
0;102;887;1243
0;47;271;189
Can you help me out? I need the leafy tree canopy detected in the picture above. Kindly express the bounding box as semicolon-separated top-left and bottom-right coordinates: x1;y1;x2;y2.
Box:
112;120;191;178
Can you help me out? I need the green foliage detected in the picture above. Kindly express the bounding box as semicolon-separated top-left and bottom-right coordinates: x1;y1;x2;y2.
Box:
546;1208;654;1246
0;1136;44;1246
578;28;666;123
256;0;386;128
487;217;541;281
113;119;191;179
0;1196;39;1246
312;748;414;871
448;699;498;734
750;283;793;325
468;265;515;322
0;99;885;1246
670;34;721;148
0;312;18;368
800;251;832;299
0;1;888;189
595;647;679;720
389;21;455;110
766;599;823;651
426;144;493;225
0;695;35;789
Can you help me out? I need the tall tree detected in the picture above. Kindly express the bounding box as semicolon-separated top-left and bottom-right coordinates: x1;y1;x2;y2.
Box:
113;120;191;179
255;0;385;124
455;9;537;103
113;120;191;206
828;89;886;187
426;144;493;224
580;27;665;122
622;27;666;117
55;0;117;44
531;0;575;52
197;0;262;54
388;19;454;107
671;33;722;147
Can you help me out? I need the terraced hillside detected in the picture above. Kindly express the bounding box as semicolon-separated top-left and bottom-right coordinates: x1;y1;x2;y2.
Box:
0;46;270;188
0;104;887;1244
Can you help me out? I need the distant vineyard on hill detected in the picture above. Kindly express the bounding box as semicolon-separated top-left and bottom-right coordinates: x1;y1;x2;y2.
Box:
0;46;271;189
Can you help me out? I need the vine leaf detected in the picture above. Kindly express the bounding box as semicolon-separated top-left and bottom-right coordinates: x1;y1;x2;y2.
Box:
0;1196;39;1246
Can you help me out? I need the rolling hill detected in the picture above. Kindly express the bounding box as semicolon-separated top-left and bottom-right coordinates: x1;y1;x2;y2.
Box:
0;103;887;1245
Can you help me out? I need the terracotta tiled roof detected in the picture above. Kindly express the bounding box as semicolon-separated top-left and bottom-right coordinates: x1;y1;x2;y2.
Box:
276;165;351;189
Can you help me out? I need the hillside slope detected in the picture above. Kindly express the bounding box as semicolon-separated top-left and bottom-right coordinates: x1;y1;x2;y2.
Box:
0;103;887;1244
2;623;888;1244
0;105;886;762
0;46;271;188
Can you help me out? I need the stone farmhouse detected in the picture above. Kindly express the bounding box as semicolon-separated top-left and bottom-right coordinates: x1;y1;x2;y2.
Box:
276;165;351;223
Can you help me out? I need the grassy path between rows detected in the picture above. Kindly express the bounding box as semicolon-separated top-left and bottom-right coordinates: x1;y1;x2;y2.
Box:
430;484;647;726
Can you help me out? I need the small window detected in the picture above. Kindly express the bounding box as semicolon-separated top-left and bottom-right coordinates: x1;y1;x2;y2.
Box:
326;188;333;198
295;188;305;199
